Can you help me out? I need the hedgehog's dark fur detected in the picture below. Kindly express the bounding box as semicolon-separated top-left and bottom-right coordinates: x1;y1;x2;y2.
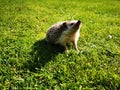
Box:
46;22;68;44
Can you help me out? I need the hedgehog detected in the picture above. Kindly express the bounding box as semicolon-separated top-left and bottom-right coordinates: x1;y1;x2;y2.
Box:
46;20;82;52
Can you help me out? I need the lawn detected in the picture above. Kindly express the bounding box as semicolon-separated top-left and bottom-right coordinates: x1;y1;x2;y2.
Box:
0;0;120;89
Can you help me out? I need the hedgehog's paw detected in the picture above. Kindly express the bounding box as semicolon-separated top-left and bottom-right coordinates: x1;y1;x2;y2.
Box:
66;49;69;53
77;49;79;52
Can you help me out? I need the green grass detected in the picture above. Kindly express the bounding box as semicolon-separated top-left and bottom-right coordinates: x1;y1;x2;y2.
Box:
0;0;120;89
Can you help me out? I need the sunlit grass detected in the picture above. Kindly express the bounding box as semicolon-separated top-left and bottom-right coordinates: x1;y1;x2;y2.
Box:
0;0;120;89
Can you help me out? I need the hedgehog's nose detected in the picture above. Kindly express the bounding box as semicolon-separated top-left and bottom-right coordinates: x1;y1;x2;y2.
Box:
78;20;81;23
76;20;81;26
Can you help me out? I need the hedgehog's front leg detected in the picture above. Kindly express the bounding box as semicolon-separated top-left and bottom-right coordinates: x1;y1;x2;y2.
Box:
72;40;79;52
63;43;69;53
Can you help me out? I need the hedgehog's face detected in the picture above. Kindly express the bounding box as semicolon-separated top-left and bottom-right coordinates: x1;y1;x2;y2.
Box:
66;20;82;30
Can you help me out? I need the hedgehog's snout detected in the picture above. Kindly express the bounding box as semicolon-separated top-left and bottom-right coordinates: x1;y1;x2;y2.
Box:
77;20;81;24
76;20;81;26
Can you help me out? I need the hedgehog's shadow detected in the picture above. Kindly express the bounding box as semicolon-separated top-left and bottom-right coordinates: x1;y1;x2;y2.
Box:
25;39;65;72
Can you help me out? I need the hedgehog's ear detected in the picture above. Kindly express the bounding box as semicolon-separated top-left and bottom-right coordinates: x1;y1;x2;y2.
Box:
63;22;67;28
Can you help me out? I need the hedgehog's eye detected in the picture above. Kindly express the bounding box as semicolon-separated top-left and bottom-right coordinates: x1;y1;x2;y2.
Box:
70;23;74;26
